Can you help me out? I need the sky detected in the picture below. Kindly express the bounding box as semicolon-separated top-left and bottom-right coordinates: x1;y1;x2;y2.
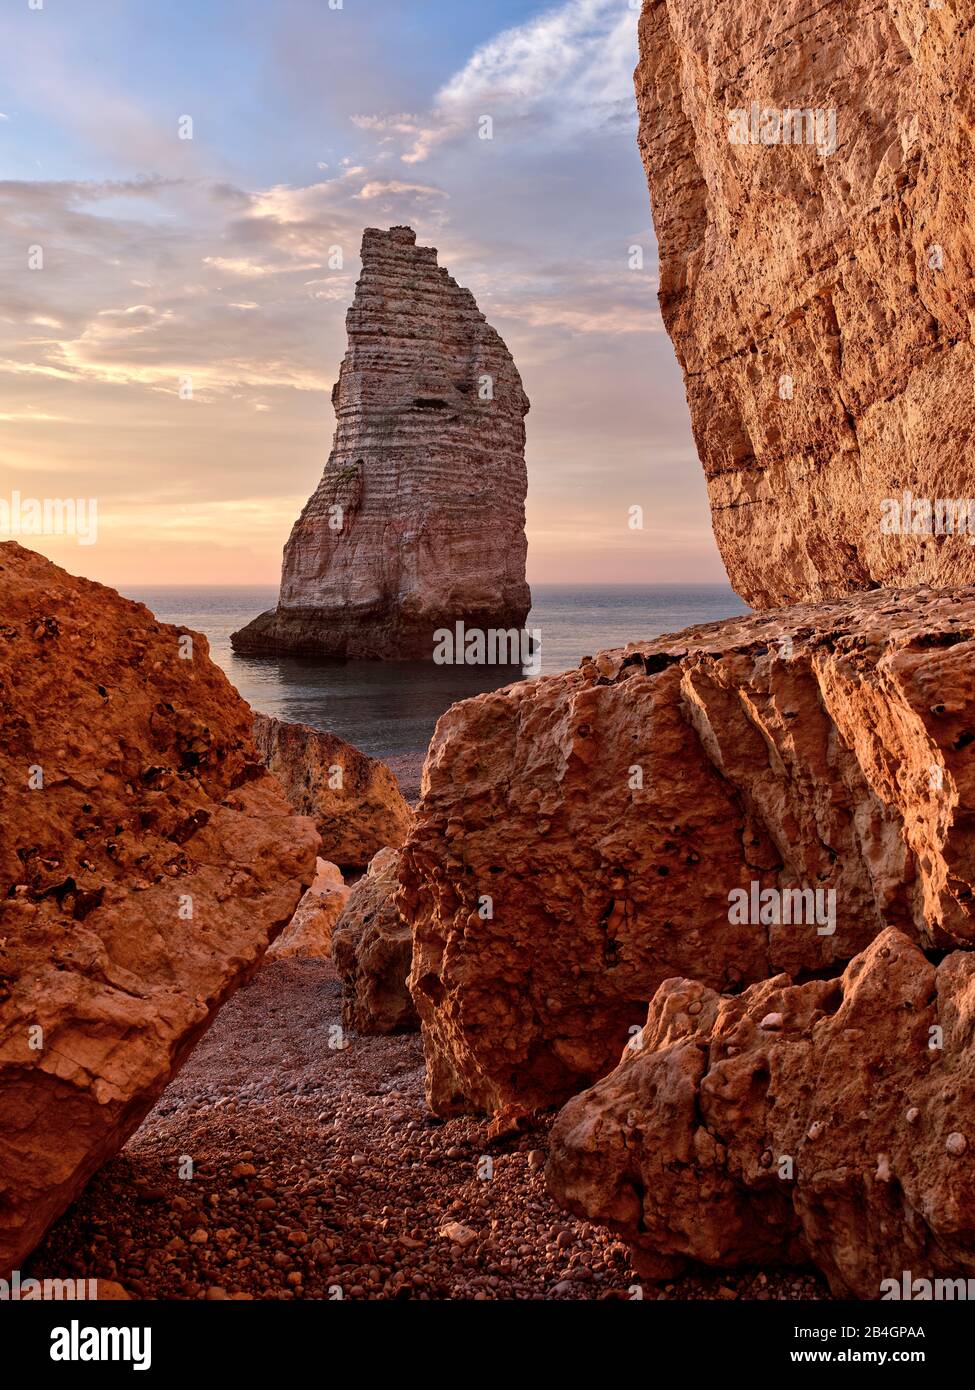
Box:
0;0;728;587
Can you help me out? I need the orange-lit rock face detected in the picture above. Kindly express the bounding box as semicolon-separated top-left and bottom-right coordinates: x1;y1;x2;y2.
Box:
0;543;318;1278
400;586;975;1118
636;0;975;606
267;859;351;960
253;713;412;870
232;225;530;659
333;848;419;1036
547;928;975;1299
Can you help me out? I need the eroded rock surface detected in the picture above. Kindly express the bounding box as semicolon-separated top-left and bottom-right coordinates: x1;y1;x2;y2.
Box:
636;0;975;606
333;848;418;1035
252;712;411;869
0;543;318;1278
232;225;530;658
400;585;975;1117
267;859;351;960
547;928;975;1299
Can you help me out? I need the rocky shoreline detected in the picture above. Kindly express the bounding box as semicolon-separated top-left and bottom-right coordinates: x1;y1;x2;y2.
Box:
26;957;828;1302
7;0;975;1307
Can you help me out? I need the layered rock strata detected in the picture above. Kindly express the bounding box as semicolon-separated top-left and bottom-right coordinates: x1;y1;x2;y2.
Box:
232;225;531;659
333;848;419;1035
252;712;411;869
547;928;975;1299
635;0;975;605
400;585;975;1118
0;543;319;1278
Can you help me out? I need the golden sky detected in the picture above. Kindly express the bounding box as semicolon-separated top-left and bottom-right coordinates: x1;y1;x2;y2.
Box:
0;0;727;588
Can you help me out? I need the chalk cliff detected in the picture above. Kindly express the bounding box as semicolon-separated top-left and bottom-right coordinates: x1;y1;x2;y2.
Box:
232;226;530;659
636;0;975;606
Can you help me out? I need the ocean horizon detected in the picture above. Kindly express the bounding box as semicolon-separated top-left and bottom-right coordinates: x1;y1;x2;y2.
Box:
125;581;750;760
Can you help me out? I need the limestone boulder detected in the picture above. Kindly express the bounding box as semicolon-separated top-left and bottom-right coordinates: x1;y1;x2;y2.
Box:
0;543;318;1279
266;859;350;960
252;711;411;869
333;848;418;1034
399;586;975;1118
547;928;975;1299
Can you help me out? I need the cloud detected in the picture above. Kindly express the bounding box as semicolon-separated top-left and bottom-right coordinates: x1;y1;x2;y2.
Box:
0;0;719;586
0;167;456;400
202;255;320;278
497;297;662;336
354;0;640;164
0;408;77;423
439;0;638;126
356;180;447;201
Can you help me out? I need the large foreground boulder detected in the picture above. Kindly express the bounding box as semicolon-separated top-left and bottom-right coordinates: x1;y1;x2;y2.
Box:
253;711;411;869
635;0;975;606
333;848;418;1034
400;586;975;1118
266;859;351;960
547;928;975;1299
0;544;318;1279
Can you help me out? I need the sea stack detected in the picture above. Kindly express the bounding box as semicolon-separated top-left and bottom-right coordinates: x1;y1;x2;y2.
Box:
232;226;531;659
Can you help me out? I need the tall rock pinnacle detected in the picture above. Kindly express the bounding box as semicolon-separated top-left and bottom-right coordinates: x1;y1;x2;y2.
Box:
232;226;530;659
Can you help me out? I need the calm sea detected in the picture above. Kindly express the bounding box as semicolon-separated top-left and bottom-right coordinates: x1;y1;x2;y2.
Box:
123;584;749;760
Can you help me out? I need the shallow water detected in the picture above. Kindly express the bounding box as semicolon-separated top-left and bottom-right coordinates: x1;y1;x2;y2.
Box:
124;583;749;759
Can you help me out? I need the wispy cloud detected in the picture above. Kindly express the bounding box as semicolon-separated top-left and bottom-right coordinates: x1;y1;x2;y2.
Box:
356;180;448;201
0;168;450;398
354;0;639;164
